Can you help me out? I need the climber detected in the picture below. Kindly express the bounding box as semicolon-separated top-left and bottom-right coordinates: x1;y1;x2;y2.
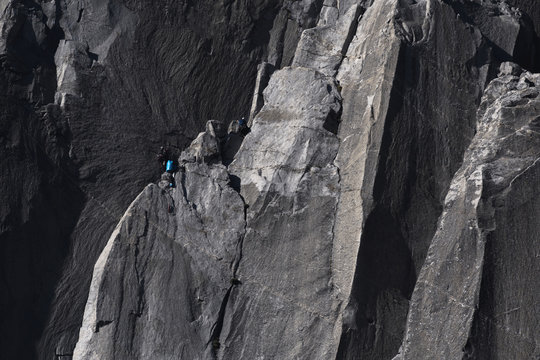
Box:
238;117;250;136
165;159;178;188
166;159;175;173
157;146;172;172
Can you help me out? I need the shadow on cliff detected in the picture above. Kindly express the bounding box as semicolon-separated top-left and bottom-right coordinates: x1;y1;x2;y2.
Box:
0;99;85;359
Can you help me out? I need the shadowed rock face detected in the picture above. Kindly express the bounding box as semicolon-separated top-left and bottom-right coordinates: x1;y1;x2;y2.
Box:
2;0;540;359
0;0;322;358
395;64;540;360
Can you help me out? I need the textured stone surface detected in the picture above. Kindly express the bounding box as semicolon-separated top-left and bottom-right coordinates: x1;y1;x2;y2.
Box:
292;3;361;76
223;66;342;359
247;62;275;124
2;0;540;359
0;0;320;358
74;124;245;359
396;65;540;360
335;0;539;358
229;66;341;206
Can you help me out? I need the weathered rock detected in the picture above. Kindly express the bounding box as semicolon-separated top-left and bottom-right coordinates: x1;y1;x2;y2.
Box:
266;0;325;67
3;0;540;359
180;120;228;165
0;0;315;358
73;127;246;359
230;66;341;207
221;66;342;359
73;0;540;359
334;0;539;358
54;40;93;106
247;62;275;124
332;0;402;307
292;3;362;76
395;64;540;360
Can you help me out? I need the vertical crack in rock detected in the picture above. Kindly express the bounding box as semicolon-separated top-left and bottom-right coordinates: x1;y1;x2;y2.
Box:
247;62;275;125
221;63;342;358
395;64;540;360
208;286;233;355
76;9;84;23
207;173;248;357
331;0;539;358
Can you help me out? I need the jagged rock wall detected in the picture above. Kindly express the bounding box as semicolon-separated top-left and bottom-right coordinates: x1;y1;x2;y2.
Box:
396;64;540;360
0;0;323;358
73;63;344;358
73;151;246;359
2;0;540;359
74;0;540;359
332;0;538;358
223;67;342;359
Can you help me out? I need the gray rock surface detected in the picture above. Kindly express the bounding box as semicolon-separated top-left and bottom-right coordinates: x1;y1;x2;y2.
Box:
395;64;540;360
73;122;245;359
334;0;539;358
247;62;275;124
292;3;362;76
223;66;342;359
0;0;322;358
2;0;540;359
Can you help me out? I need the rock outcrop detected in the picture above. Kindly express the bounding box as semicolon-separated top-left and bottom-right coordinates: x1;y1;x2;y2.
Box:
396;63;540;360
0;0;324;358
73;123;246;359
223;66;342;359
1;0;540;359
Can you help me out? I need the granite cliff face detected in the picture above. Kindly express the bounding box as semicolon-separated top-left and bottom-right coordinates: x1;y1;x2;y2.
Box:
1;0;539;359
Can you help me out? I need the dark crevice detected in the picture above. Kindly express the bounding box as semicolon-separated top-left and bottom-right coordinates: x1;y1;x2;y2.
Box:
323;106;342;135
95;320;113;333
207;170;248;356
86;50;98;62
228;174;241;192
336;5;365;72
513;19;540;73
336;207;416;359
179;169;189;199
208;286;233;354
231;196;248;276
77;9;84;23
55;353;73;360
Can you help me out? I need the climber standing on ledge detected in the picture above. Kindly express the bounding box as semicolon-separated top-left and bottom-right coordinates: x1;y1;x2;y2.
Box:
238;117;250;136
156;146;177;188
